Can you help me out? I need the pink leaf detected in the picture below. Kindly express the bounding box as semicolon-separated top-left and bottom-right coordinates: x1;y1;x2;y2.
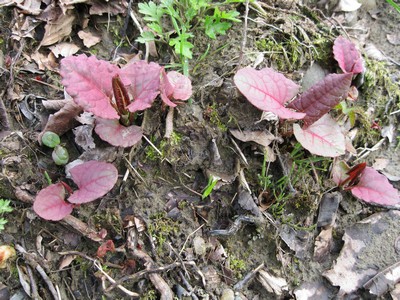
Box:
94;118;142;147
33;183;74;221
167;71;192;101
350;167;400;206
234;67;305;119
288;73;352;127
331;160;350;186
160;69;176;107
68;161;118;204
333;36;364;74
119;60;161;113
60;54;119;119
293;114;345;157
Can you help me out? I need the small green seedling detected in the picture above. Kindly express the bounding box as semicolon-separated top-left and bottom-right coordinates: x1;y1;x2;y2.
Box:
138;0;242;75
0;199;13;233
41;131;69;165
202;174;220;199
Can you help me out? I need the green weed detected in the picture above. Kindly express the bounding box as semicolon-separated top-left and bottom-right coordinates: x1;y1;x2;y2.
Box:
137;0;243;74
0;199;13;232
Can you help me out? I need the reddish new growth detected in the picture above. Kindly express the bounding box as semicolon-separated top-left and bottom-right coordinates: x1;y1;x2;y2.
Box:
60;55;192;147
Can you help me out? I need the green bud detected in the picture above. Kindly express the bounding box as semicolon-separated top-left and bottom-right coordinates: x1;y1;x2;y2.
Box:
52;145;69;165
42;131;61;148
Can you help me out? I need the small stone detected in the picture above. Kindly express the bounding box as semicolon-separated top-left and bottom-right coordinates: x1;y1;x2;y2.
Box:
221;288;235;300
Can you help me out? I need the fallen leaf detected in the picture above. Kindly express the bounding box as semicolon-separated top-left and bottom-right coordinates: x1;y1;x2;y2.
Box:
30;51;58;71
364;43;387;61
293;114;346;157
230;129;276;147
96;240;115;258
313;227;333;262
234;67;305;120
1;0;42;15
257;269;288;296
288;73;352;127
73;124;96;150
324;210;400;295
363;261;400;296
78;30;101;48
39;100;83;142
50;42;80;57
40;10;76;47
88;0;128;15
349;167;400;206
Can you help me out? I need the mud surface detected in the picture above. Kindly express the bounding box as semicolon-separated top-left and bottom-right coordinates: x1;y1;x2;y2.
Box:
0;1;399;299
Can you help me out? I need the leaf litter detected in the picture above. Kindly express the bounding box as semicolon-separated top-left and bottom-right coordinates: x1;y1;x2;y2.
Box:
0;0;400;299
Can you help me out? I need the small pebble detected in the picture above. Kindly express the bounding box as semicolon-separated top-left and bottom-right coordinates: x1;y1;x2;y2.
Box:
220;288;235;300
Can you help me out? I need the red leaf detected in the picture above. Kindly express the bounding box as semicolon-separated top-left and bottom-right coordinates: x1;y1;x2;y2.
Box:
33;183;74;221
333;36;364;74
167;71;192;101
340;162;367;187
60;54;119;119
234;67;305;119
119;60;161;113
350;167;400;206
293;114;345;157
96;240;115;258
288;73;352;127
67;161;118;204
160;69;176;107
94;118;142;147
160;70;192;107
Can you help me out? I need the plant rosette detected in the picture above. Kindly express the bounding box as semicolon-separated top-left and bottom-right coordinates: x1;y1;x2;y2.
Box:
60;54;192;147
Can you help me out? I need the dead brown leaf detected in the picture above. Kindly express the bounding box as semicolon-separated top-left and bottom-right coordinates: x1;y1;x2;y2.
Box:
40;10;75;47
30;51;57;70
88;0;128;15
1;0;42;15
39;100;83;142
50;42;80;57
230;129;276;147
78;30;101;48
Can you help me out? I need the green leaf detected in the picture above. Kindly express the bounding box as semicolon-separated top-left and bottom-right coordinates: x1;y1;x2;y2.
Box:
0;218;6;232
220;10;241;22
0;199;13;214
137;31;156;43
138;2;165;23
41;131;60;148
169;33;194;59
204;16;232;39
202;175;220;199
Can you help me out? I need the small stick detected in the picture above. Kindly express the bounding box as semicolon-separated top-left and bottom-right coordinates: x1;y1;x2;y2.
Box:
164;107;174;139
94;261;140;297
237;0;250;69
233;263;265;291
142;135;171;164
124;157;146;184
15;244;59;300
128;1;149;61
179;224;205;256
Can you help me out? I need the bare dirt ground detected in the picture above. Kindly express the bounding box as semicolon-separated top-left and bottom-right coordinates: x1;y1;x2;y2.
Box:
0;0;400;299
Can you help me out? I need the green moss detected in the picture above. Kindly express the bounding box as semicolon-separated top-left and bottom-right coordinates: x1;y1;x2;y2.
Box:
140;290;157;300
255;29;333;72
204;102;228;131
362;59;400;117
228;254;247;278
148;212;179;253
